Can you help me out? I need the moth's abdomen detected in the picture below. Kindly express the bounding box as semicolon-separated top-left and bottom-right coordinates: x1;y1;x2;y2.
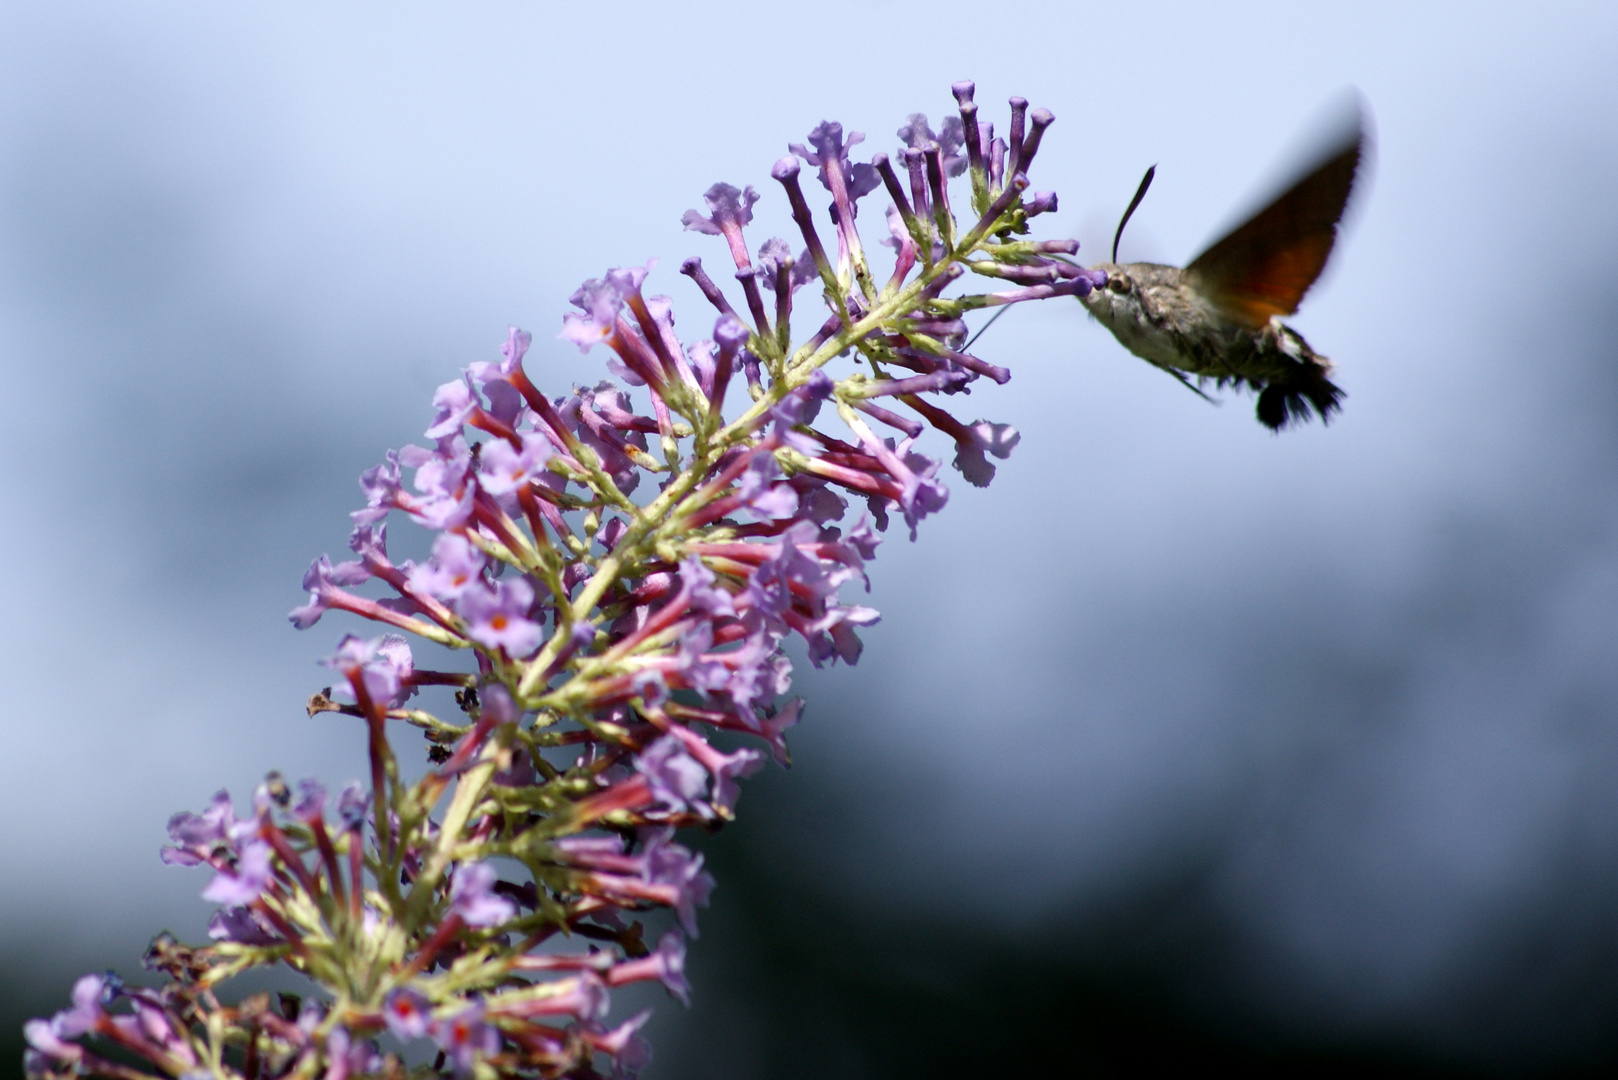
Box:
1250;322;1344;430
1255;361;1344;430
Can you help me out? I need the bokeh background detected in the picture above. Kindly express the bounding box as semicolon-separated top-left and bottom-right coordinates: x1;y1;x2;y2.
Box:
3;1;1617;1076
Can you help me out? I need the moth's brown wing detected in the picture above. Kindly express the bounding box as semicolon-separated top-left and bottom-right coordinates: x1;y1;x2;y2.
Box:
1184;118;1364;328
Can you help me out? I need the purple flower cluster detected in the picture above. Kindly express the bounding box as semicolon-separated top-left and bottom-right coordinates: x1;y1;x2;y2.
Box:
27;82;1090;1080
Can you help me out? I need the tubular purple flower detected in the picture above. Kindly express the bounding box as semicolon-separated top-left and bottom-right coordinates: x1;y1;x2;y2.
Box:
583;383;659;435
127;1000;193;1067
771;155;834;288
757;698;803;766
678;556;736;619
323;634;413;708
668;725;764;813
552;834;627;862
952;80;985;183
352;450;403;527
732;265;772;343
736;454;799;521
480;682;520;724
953;420;1021;487
321;1027;382;1080
561;277;625;355
897;113;967;178
721;632;793;715
477;431;552;497
376;635;416;699
862;371;970;397
684;339;717;399
634;737;708;815
382;988;432;1041
873;148;921;229
337;781;366;830
636;292;695;387
851;399;921;439
881;203;917;258
162;790;237;866
577;1009;652;1077
710;313;749;411
448;861;518;927
207;906;280;945
680;182;760;271
983;278;1098;307
399;436;477;530
607;929;690;1005
292;779;327;822
678;256;741;324
288;555;365;629
481;382;528;431
987;133;1007;189
972;261;1058;285
407;532;488;601
768;368;833;431
425;377;480;441
790;473;852;523
845;422;948;539
735;566;791;639
806;599;881;667
51;974;111;1038
903;393;1021;488
604;262;650;297
756;238;815;294
923;144;952;235
898;454;949;536
467;326;533;397
1017;106;1055;173
670;624;729;698
790;121;879;281
499;324;531;369
431;1003;503;1076
845;513;883;562
567;392;647;496
346;522;395;578
457;578;543;658
791;122;881;207
24;1020;80;1064
200;838;274;906
507;974;611;1024
902;314;969;341
596;516;628;554
1024;190;1058;215
641;830;715;936
586;276;672;389
1007;95;1027;173
629;668;668;712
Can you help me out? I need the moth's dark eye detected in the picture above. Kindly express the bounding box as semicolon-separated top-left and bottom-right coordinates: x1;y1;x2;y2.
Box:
1107;274;1132;294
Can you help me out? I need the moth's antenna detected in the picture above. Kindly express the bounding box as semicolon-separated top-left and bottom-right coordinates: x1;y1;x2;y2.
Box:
963;305;1011;351
1111;164;1156;263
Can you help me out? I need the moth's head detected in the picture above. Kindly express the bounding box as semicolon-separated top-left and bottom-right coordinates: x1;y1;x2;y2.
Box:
1081;160;1156;328
1078;262;1140;326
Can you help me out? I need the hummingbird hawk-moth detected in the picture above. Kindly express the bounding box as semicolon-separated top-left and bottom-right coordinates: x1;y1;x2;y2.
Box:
1080;102;1368;431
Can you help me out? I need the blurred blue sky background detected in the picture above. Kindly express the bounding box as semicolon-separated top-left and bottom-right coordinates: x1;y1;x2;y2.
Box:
2;1;1617;1075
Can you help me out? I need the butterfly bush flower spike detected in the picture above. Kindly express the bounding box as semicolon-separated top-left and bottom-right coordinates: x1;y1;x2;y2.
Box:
27;82;1092;1080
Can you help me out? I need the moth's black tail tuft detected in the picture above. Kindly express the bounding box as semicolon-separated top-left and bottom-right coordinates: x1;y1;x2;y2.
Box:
1255;363;1345;431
